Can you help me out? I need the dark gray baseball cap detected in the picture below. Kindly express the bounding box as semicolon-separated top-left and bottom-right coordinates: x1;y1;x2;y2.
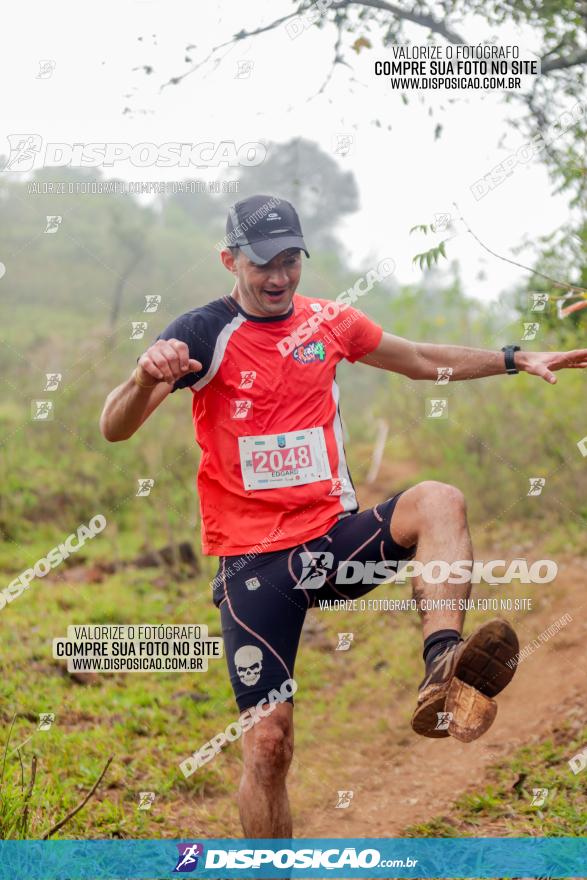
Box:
225;194;310;265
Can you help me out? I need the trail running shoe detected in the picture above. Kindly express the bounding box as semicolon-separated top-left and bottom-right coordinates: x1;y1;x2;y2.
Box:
411;618;519;742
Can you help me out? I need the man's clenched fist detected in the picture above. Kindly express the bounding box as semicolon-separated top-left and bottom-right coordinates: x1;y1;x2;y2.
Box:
137;339;202;385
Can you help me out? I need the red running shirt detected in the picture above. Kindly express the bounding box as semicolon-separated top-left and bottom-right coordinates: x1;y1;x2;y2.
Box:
157;294;383;556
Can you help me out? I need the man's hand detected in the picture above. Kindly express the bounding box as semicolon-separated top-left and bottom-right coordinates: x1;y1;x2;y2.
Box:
137;339;202;386
518;349;587;385
101;339;203;442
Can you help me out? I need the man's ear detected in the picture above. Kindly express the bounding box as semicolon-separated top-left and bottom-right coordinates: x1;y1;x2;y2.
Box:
220;248;238;275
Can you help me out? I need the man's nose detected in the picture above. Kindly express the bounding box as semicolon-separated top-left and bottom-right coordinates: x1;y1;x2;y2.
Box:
265;268;289;287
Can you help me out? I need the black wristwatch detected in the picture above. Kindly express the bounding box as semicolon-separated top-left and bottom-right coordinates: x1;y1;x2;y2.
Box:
501;345;521;375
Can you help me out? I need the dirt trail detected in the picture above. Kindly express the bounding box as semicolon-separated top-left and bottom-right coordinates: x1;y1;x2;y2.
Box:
294;556;587;837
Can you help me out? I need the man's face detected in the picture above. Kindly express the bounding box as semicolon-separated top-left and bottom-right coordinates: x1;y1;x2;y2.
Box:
222;248;302;317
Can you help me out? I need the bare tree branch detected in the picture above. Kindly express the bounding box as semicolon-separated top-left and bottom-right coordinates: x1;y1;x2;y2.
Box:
308;16;352;101
327;0;466;44
17;748;25;794
525;81;560;166
159;0;467;93
160;10;301;90
41;756;113;840
453;202;587;296
0;713;18;793
154;0;586;156
20;754;37;838
541;48;587;74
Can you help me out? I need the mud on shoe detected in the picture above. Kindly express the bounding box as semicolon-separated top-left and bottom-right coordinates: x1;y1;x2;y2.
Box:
411;618;519;741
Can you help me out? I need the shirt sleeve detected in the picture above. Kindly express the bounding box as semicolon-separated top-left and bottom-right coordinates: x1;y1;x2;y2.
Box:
335;307;383;363
155;310;212;392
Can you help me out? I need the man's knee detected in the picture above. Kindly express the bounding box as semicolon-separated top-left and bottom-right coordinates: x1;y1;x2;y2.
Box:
412;480;466;517
396;481;467;541
393;480;467;546
243;705;293;784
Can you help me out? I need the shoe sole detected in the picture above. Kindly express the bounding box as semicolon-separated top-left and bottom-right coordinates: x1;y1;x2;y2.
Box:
411;692;451;738
411;619;519;739
452;618;519;697
446;678;498;742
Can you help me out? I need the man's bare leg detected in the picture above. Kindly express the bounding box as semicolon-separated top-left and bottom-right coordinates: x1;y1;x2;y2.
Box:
238;702;293;837
390;480;518;740
390;480;473;635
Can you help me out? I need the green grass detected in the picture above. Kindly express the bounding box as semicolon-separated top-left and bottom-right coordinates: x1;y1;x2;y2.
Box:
0;561;233;838
405;722;587;837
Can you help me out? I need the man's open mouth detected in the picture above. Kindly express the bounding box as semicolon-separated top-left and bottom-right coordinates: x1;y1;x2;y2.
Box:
263;288;287;297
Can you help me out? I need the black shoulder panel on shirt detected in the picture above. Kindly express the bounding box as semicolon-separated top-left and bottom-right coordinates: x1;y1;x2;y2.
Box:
155;297;237;392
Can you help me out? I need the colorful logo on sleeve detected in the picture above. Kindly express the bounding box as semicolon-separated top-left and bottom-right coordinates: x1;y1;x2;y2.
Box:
174;843;204;872
292;341;326;364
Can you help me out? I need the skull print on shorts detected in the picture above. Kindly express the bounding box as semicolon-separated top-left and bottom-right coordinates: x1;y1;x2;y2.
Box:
234;645;263;687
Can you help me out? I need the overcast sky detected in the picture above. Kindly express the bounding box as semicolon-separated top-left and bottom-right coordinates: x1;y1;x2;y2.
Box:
1;0;578;301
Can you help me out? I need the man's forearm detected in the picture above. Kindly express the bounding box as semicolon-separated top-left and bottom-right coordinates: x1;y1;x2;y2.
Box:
100;371;167;441
411;341;519;381
360;332;522;380
363;331;587;385
100;338;200;441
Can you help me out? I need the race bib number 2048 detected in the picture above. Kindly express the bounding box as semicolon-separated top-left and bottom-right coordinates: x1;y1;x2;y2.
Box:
238;427;332;490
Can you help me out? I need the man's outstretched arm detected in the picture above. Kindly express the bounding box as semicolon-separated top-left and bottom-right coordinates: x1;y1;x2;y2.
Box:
100;339;201;442
360;331;587;385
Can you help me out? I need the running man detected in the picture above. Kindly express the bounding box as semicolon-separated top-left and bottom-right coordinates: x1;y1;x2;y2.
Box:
100;194;587;837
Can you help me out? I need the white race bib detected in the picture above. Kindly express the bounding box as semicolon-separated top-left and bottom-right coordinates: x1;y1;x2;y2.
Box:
239;427;332;490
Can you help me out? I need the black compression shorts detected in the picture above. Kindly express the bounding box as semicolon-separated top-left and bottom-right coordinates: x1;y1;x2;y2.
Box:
212;493;416;713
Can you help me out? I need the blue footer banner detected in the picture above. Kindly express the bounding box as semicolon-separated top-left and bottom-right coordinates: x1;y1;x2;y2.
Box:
0;838;584;879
